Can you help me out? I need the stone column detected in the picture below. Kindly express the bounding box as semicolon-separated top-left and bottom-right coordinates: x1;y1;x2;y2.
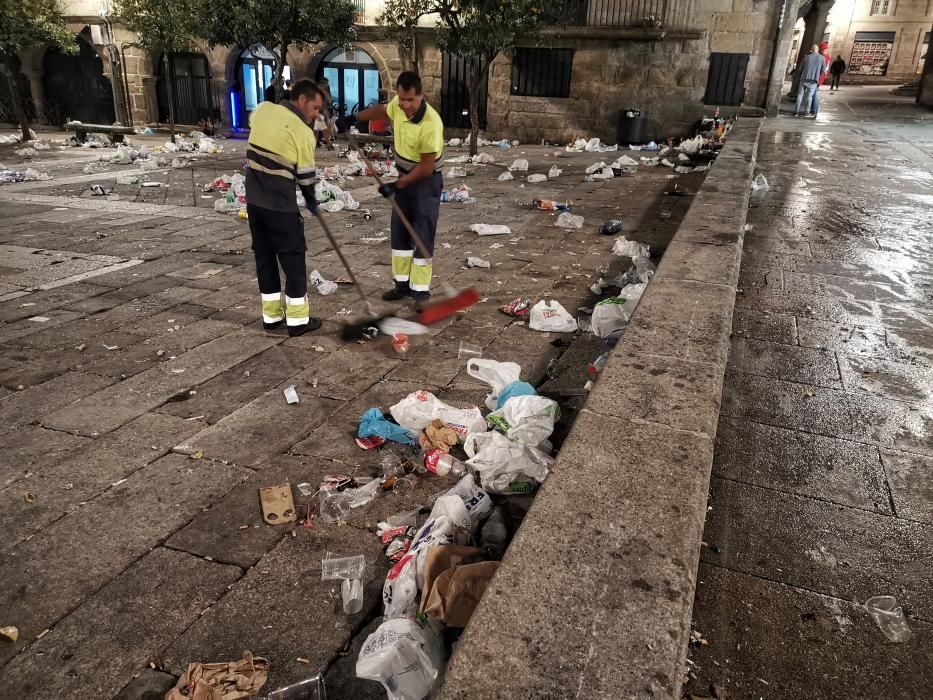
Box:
764;0;803;116
791;0;832;97
919;22;933;107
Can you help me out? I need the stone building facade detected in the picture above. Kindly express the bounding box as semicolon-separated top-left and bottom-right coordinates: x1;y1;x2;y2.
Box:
12;0;926;144
790;0;933;84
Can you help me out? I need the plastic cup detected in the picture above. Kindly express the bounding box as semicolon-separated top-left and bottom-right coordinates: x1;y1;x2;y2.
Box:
318;491;351;524
321;553;365;580
392;474;417;498
865;596;912;642
458;342;483;360
341;578;363;614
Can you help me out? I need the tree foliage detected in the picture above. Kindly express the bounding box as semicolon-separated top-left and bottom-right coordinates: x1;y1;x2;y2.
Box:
114;0;200;139
0;0;76;140
377;0;431;70
381;0;562;154
195;0;357;100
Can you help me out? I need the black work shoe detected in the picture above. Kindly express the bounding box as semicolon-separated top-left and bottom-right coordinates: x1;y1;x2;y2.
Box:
263;319;285;331
411;292;431;312
287;318;323;337
382;287;410;302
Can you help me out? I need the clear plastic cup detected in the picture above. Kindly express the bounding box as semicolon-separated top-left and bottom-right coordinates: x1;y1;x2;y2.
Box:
318;491;351;523
458;342;483;360
341;578;363;614
865;595;912;642
321;552;365;580
392;474;417;498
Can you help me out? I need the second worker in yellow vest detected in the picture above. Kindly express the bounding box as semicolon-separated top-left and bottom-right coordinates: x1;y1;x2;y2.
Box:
354;72;445;310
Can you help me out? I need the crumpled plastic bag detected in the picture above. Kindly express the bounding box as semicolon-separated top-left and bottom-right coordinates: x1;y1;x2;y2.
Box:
612;236;650;258
166;651;269;700
471;152;495;164
470;223;510;236
529;300;578;333
359;407;418;445
497;171;514;181
508;158;529;172
464;431;554;494
389;390;487;439
418;419;459;453
527;173;547;183
356;617;444;700
487;394;560;449
466;358;536;411
555;212;584;229
548;165;562;178
585;161;606;174
591;283;647;337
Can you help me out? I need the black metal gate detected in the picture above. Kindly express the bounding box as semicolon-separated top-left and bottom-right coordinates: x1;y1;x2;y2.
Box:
157;52;220;126
43;38;115;125
703;52;749;106
441;52;487;130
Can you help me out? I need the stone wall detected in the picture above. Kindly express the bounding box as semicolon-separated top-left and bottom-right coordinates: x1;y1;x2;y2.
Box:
435;0;785;143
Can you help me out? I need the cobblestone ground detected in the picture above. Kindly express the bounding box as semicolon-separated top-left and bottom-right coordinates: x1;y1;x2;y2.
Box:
687;87;933;697
0;130;704;698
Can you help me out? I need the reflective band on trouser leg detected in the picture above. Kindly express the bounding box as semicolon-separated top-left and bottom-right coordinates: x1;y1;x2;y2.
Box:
391;249;414;283
285;294;310;327
261;292;284;323
410;258;433;292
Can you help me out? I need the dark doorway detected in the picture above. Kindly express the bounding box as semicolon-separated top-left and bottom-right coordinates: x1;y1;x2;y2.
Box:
441;51;487;130
0;55;35;124
43;37;115;125
232;45;289;128
316;46;381;123
157;52;219;126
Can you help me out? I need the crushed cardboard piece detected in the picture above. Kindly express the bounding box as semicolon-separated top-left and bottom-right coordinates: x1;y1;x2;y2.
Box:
259;484;296;525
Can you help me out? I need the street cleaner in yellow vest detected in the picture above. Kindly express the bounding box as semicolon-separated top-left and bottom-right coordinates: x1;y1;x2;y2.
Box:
245;79;326;336
353;71;445;310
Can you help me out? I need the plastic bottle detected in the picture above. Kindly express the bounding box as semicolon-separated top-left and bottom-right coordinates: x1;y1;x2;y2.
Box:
480;507;508;560
588;353;609;376
225;189;235;213
423;449;467;477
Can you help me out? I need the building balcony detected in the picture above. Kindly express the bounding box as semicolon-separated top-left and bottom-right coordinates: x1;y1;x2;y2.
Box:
558;0;668;28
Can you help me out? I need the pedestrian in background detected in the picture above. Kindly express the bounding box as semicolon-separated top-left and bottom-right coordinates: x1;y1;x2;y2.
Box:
795;44;827;118
809;41;832;113
829;55;846;90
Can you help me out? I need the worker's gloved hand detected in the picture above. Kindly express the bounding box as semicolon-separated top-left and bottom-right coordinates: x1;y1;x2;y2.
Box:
378;182;397;198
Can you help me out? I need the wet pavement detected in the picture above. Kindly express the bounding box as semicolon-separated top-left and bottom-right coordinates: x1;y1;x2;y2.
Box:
0;129;701;697
686;86;933;697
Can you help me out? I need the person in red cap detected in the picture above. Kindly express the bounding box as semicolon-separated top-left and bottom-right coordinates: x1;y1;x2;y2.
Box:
810;42;832;113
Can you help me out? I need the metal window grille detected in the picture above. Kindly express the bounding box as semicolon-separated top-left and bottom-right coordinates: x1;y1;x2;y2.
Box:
870;0;891;15
703;52;749;106
556;0;667;27
849;41;893;75
511;48;573;98
353;0;365;24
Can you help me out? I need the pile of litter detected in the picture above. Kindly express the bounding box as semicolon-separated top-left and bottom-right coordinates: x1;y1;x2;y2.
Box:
566;137;619;153
0;168;51;184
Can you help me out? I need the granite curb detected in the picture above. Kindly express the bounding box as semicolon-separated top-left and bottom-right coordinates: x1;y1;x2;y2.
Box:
438;118;763;699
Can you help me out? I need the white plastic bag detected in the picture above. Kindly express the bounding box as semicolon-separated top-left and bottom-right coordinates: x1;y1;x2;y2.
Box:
592;167;614;180
612;236;649;258
548;165;562;178
382;553;420;620
591;297;629;337
612;155;638;167
472;152;495;164
752;173;769;191
496;171;514;181
389;390;487;439
320;199;345;213
585;161;606;174
527;173;547;183
464;431;554;494
555;212;584;229
356;617;444;700
310;269;338;295
487;395;560;449
529;300;578;333
470;224;510;236
444;473;493;533
467;358;523;411
508;158;529;172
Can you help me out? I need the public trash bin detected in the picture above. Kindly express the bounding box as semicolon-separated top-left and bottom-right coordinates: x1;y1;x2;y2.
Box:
619;108;649;145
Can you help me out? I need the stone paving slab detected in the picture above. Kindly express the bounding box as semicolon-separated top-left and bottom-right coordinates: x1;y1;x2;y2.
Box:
40;331;280;436
0;547;242;700
0;425;91;488
726;336;843;388
0;371;116;437
161;525;387;693
0;453;250;666
0;412;207;552
685;564;933;698
714;417;891;514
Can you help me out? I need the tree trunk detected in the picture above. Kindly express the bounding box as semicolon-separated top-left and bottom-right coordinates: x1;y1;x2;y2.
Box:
2;58;31;142
274;39;288;103
467;69;481;158
163;51;177;143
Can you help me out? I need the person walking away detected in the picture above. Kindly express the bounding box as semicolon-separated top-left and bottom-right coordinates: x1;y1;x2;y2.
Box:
829;55;845;90
245;79;326;336
809;41;831;112
352;72;445;309
795;45;827;117
318;77;337;149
